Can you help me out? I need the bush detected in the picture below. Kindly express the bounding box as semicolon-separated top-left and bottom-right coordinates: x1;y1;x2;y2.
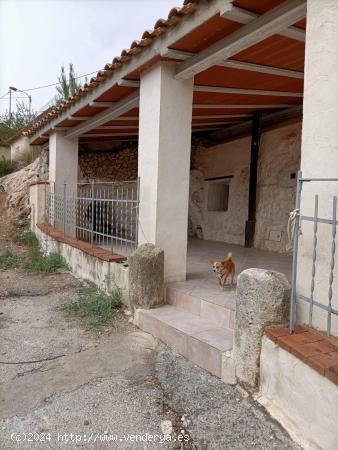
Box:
58;287;122;326
24;247;69;273
0;159;17;177
0;250;19;269
13;230;39;247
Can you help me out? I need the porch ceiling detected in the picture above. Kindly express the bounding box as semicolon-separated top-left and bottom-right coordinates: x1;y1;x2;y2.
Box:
27;0;305;146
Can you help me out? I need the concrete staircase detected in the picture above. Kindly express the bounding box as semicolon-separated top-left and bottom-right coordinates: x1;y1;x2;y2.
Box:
136;285;235;378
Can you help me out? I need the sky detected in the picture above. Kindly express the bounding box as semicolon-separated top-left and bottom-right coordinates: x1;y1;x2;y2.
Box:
0;0;176;115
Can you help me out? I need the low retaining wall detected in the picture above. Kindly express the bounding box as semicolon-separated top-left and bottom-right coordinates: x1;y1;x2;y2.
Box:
258;336;338;450
35;227;130;306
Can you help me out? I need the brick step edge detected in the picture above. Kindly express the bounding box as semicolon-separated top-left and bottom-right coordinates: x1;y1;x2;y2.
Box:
37;223;126;262
266;326;338;386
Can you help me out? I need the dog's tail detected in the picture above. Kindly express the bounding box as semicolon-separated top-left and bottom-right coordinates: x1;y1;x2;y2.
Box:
225;252;233;261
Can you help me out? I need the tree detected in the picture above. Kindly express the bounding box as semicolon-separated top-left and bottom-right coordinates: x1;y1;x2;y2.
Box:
54;63;82;105
0;101;36;145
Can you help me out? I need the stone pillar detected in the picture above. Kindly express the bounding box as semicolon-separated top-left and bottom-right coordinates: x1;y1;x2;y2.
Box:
129;243;164;310
138;62;194;282
234;269;290;390
297;0;338;333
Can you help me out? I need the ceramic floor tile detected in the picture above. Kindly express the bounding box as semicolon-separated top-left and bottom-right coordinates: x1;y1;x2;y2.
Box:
191;327;233;352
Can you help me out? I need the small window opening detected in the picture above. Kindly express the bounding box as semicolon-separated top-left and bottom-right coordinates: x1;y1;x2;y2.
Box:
207;179;230;212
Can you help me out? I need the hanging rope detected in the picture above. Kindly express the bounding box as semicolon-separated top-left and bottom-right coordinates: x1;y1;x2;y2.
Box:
286;208;301;252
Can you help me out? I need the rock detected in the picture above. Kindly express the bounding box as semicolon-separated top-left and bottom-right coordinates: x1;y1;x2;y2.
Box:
0;151;48;227
128;243;164;310
233;269;290;390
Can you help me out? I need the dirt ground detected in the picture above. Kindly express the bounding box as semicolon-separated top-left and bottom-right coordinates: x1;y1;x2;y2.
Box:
0;191;300;450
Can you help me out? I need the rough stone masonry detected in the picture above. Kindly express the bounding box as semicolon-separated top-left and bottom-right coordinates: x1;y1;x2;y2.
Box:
129;243;164;310
234;268;290;390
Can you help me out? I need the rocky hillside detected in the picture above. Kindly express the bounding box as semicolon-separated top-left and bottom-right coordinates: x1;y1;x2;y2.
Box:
0;151;48;227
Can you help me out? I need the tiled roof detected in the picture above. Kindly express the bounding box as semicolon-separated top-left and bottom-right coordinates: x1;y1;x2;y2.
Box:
15;0;200;142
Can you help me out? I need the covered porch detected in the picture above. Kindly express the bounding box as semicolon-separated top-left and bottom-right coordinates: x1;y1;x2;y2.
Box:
24;0;338;342
23;2;338;447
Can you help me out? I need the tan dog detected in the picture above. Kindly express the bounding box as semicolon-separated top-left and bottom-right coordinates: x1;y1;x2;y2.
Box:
210;252;235;290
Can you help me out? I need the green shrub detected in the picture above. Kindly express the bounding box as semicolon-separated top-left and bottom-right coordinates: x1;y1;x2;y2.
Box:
24;248;68;273
0;250;19;269
13;230;39;248
0;159;17;177
58;287;122;326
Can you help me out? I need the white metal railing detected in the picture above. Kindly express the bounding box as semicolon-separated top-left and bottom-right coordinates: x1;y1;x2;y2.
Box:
44;180;139;256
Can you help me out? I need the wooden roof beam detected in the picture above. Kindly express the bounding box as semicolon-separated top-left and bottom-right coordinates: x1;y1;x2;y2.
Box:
81;132;139;137
108;116;139;121
218;60;304;79
192;121;242;126
68;115;92;121
222;5;305;42
192;103;297;109
96;125;139;130
162;48;304;79
194;85;302;97
175;0;306;79
66;92;139;139
206;104;303;145
193;114;251;119
89;101;117;108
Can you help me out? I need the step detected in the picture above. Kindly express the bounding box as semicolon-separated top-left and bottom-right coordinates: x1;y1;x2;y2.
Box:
165;285;236;330
137;305;233;378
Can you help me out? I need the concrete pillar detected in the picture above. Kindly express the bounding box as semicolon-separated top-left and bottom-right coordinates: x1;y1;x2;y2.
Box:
137;62;194;282
49;131;78;236
29;182;48;231
49;131;78;189
297;0;338;333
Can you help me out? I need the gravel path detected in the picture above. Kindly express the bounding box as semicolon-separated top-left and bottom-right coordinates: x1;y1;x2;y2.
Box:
0;191;299;449
0;272;300;450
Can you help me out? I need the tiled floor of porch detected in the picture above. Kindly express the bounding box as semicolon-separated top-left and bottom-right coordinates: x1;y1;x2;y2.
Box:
175;237;292;308
137;238;292;379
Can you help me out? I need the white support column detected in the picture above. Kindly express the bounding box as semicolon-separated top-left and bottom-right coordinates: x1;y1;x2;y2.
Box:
49;131;78;237
49;131;78;188
138;62;194;282
298;0;338;334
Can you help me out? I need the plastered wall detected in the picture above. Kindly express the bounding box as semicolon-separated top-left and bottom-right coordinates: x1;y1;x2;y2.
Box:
259;336;338;450
0;146;10;160
189;120;301;253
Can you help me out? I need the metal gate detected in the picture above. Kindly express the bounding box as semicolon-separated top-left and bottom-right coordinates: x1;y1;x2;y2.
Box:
290;171;338;336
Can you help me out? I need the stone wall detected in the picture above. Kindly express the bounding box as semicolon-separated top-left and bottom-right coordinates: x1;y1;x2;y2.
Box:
189;120;301;253
254;122;301;252
78;147;137;182
77;121;301;253
189;138;250;245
